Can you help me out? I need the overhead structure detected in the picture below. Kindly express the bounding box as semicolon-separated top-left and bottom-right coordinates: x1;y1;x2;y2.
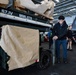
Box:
53;0;76;19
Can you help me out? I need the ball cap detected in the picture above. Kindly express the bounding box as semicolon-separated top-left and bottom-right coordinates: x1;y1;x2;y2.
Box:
58;15;65;20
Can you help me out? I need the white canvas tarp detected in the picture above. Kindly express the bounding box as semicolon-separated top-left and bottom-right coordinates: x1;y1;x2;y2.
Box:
15;0;54;18
0;25;39;70
0;0;8;5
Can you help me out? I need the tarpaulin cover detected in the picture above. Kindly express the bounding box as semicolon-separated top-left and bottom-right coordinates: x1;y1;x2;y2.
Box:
0;0;54;19
0;25;39;70
0;0;8;4
15;0;54;18
0;0;8;7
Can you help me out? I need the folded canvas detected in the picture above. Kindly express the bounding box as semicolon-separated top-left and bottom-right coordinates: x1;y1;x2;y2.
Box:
0;25;39;70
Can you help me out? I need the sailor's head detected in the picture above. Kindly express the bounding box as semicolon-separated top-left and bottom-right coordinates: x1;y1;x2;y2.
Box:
58;15;65;24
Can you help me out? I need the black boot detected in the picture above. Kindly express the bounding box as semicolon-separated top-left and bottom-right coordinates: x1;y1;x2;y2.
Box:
56;58;61;64
63;58;68;64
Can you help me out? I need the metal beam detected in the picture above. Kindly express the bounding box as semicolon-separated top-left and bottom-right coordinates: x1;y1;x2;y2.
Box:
53;10;76;19
54;6;76;13
54;1;74;10
56;0;72;6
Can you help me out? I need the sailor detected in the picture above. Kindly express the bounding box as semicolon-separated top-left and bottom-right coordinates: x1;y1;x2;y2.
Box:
52;15;68;64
